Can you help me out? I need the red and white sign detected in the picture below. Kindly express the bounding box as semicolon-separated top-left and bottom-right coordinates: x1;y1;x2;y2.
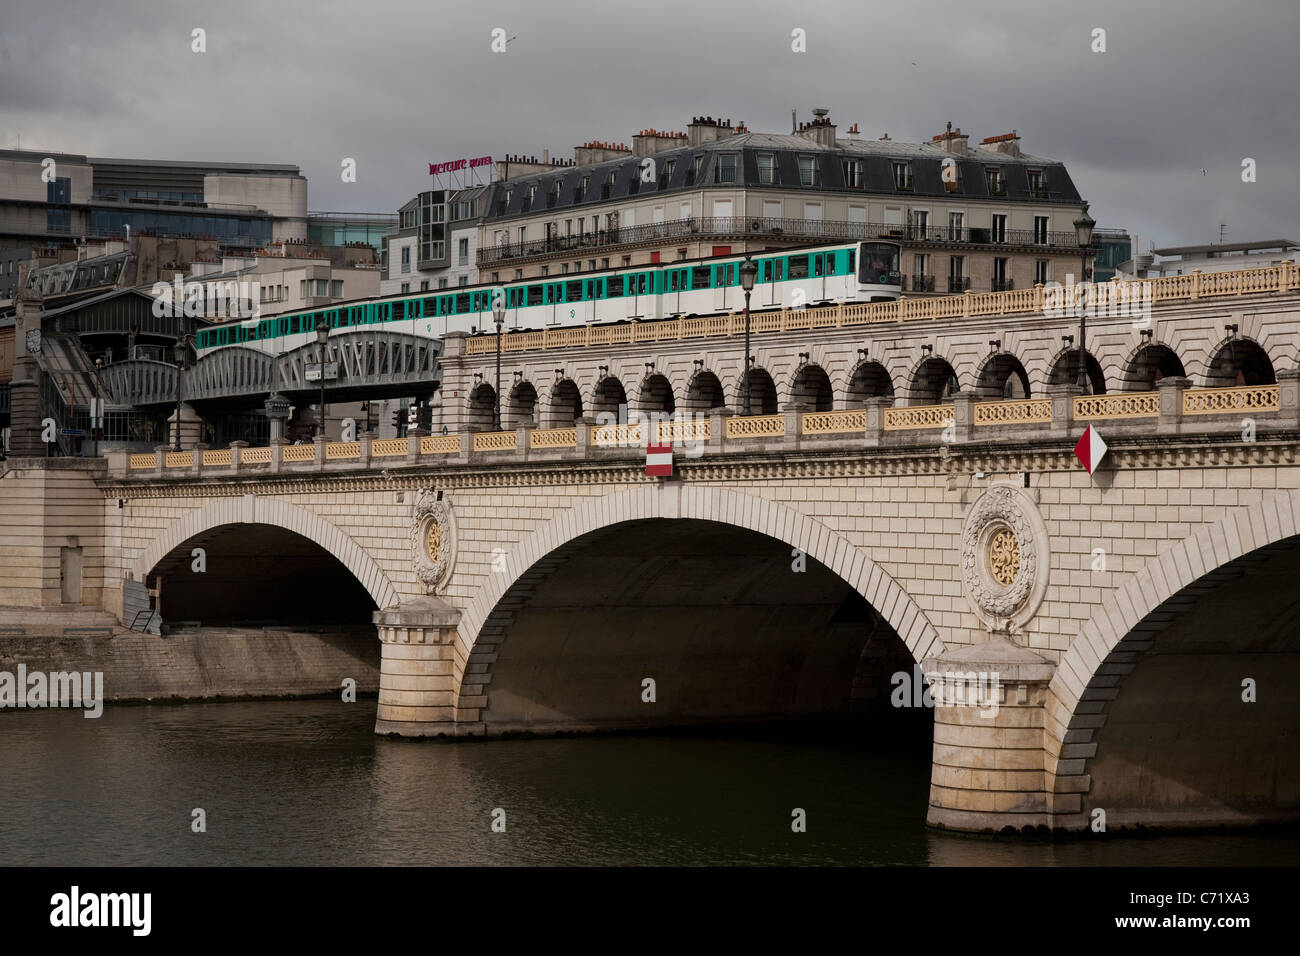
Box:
646;442;673;477
1073;425;1108;475
428;156;493;175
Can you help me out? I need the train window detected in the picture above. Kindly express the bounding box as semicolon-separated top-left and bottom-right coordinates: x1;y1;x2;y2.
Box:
692;266;712;289
393;301;405;320
608;275;624;297
456;293;471;311
814;255;825;277
847;250;855;274
669;271;679;292
566;280;583;301
722;264;735;285
526;285;543;306
585;280;596;299
423;297;438;316
789;256;810;280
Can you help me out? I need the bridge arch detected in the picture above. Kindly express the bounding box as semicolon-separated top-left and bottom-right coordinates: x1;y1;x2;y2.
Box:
789;363;833;410
905;355;960;405
545;377;583;425
453;484;947;712
466;382;496;431
736;366;778;415
1120;340;1186;391
1046;345;1106;394
505;379;538;427
590;374;628;417
1203;335;1277;387
975;351;1030;398
1047;489;1300;828
682;368;725;413
845;359;895;405
129;496;399;614
636;372;675;414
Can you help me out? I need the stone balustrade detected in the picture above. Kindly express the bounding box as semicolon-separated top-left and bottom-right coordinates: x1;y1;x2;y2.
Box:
109;375;1300;481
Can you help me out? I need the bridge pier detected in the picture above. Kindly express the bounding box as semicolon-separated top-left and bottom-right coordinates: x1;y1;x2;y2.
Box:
924;638;1057;834
373;596;463;737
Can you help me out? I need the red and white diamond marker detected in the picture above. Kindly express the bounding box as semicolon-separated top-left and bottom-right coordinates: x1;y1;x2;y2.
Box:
1073;425;1108;475
646;442;673;477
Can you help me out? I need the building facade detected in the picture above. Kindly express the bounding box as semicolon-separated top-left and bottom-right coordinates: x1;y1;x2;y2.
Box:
0;148;308;254
380;186;486;296
476;113;1095;295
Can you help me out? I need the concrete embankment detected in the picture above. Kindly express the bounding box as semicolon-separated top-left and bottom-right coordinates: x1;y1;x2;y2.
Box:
0;621;379;703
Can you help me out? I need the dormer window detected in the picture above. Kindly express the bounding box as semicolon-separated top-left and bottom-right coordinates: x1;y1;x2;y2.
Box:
986;167;1005;196
660;159;675;189
892;161;912;191
715;154;737;184
576;176;589;201
758;153;777;185
687;154;704;186
1027;169;1046;198
797;155;818;186
841;158;862;188
549;181;560;208
602;170;616;199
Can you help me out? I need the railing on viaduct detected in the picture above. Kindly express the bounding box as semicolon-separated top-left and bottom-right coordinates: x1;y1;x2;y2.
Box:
463;261;1300;356
111;379;1298;479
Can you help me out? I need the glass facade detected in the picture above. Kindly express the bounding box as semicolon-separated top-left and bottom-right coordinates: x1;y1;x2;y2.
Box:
308;215;396;252
89;208;272;246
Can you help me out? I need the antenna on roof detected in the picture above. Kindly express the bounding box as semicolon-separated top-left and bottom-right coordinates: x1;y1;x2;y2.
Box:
1218;223;1227;244
792;110;796;134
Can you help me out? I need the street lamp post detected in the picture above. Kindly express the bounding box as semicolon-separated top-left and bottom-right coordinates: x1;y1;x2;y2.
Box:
1073;204;1096;394
492;291;505;431
739;256;758;415
171;333;191;452
315;319;330;441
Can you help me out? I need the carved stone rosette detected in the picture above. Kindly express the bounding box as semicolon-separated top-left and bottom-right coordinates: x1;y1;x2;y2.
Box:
410;491;456;594
960;482;1050;637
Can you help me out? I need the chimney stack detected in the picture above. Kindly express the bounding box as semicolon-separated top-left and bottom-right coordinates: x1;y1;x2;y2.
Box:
687;116;735;147
979;130;1021;157
795;108;837;148
632;128;688;157
932;121;970;155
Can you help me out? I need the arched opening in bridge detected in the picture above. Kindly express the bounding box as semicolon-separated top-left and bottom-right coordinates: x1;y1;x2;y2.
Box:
506;380;538;427
466;382;496;431
592;375;628;419
789;364;833;411
908;357;959;405
546;378;583;426
637;373;676;414
1047;349;1107;394
467;518;930;740
1122;344;1186;391
1066;533;1300;830
141;522;380;693
735;367;778;415
683;370;725;414
845;361;894;405
1204;339;1276;387
976;353;1030;399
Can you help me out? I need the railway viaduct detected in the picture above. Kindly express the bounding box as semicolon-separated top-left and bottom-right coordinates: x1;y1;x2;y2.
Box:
3;267;1299;836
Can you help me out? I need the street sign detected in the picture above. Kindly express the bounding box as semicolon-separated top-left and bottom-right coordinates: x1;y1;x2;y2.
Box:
305;363;338;382
1073;425;1108;475
60;428;85;437
646;442;673;477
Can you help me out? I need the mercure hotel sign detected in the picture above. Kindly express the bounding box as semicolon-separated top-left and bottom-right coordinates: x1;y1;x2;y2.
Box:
429;156;493;175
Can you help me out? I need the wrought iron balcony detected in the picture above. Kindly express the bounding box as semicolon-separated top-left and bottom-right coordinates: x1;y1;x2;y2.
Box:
992;278;1015;292
948;276;971;293
909;274;936;293
478;216;1085;266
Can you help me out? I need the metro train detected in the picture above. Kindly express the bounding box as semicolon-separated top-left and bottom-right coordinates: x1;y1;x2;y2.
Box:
192;240;902;359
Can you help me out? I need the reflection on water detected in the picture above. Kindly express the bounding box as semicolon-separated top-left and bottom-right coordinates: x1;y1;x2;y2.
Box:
0;701;1294;866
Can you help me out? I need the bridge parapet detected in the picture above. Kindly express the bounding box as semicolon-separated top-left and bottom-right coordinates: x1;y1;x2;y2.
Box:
106;376;1300;481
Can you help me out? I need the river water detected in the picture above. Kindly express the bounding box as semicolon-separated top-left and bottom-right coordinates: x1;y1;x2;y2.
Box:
1;700;1294;866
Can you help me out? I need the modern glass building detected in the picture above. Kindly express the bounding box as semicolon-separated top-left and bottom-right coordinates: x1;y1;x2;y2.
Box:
308;211;398;253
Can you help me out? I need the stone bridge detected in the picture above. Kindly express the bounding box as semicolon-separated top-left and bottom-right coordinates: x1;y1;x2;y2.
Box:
5;364;1296;837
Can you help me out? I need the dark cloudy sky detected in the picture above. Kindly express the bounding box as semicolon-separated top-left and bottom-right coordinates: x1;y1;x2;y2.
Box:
2;0;1297;252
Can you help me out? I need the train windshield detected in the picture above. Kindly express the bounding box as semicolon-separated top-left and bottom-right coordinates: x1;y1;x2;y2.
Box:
859;242;901;284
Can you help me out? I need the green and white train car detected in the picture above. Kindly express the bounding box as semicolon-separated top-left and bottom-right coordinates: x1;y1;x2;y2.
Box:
193;240;901;359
